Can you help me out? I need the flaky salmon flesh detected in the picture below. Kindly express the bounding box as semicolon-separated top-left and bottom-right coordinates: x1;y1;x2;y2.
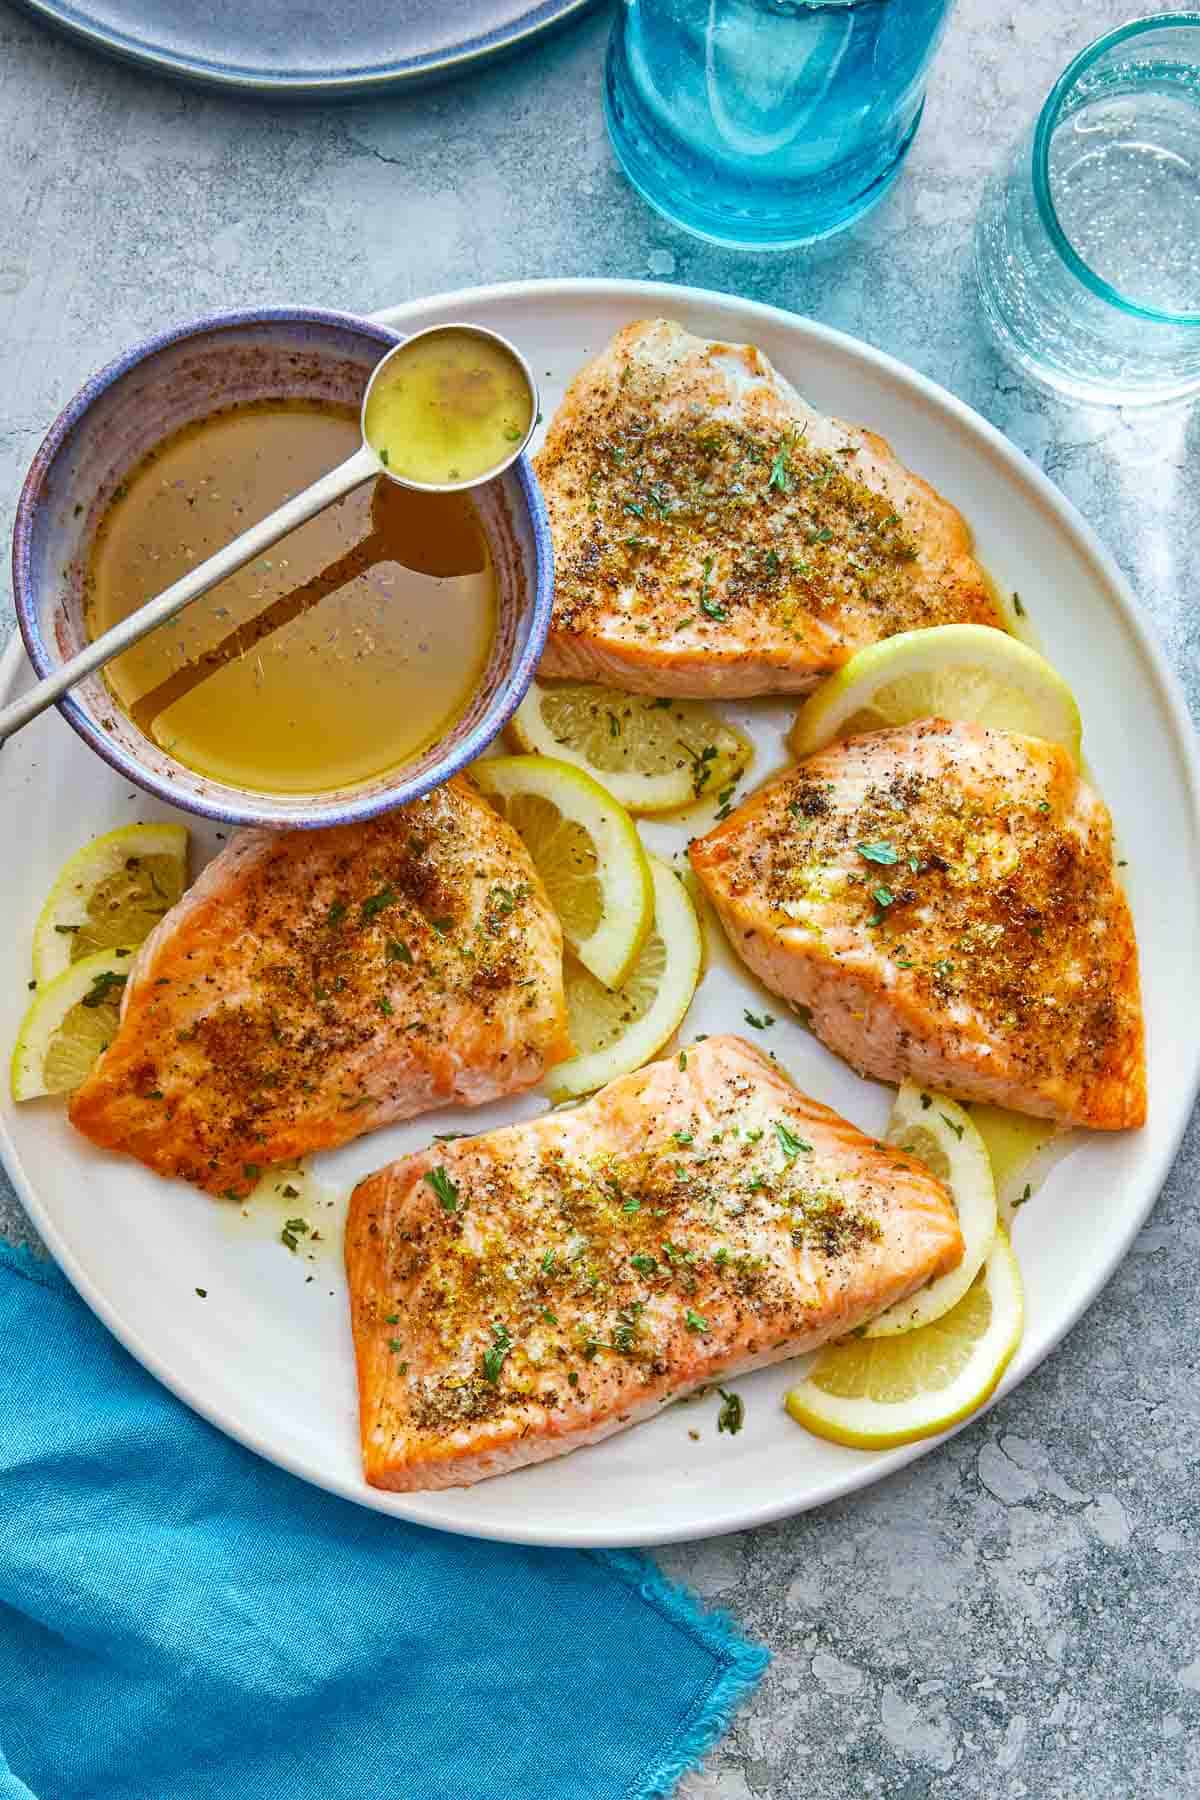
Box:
345;1035;962;1490
534;319;1004;698
690;721;1145;1130
69;778;572;1196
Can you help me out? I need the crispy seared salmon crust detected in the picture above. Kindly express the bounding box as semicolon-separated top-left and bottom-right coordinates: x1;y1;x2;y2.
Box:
69;779;571;1196
534;318;1003;697
345;1035;962;1490
690;721;1145;1129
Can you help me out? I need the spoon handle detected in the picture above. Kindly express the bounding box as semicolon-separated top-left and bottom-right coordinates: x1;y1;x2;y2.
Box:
0;443;380;746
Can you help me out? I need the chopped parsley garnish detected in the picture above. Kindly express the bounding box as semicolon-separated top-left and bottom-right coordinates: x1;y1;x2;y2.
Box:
325;900;348;928
717;1388;744;1435
767;444;792;492
243;1163;261;1182
713;1248;729;1268
387;939;413;964
698;555;725;620
360;886;397;920
673;1130;694;1147
871;885;895;909
481;1322;513;1384
940;1112;965;1140
377;995;394;1016
1012;591;1025;617
631;1253;658;1276
678;1050;688;1070
743;1010;774;1030
541;1249;557;1274
430;916;454;935
857;840;899;865
920;1093;933;1109
424;1166;459;1211
81;970;128;1009
684;1309;709;1334
194;1288;207;1298
1013;1183;1033;1209
385;1313;399;1324
622;1197;641;1214
607;711;621;739
280;1217;310;1252
281;1184;300;1199
378;447;390;467
775;1121;812;1160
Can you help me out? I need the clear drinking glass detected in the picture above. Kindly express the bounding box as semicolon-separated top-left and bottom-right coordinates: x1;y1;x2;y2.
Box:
974;15;1200;407
603;0;957;249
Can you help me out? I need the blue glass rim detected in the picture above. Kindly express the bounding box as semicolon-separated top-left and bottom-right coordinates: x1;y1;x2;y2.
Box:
1033;12;1200;328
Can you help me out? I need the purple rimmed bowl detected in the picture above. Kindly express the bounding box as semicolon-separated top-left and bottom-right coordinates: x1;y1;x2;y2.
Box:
12;306;554;829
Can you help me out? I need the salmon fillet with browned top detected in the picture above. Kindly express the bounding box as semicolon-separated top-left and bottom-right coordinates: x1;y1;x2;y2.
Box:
690;721;1145;1129
345;1035;962;1490
69;778;571;1196
534;319;1003;697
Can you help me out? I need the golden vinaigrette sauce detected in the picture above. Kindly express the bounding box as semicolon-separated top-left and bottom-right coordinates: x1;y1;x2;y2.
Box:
85;400;496;794
364;330;532;484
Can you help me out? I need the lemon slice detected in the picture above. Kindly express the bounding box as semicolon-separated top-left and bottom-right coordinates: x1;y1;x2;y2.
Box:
548;855;702;1100
32;822;189;985
785;1230;1023;1450
11;949;136;1101
788;624;1082;763
472;755;653;989
864;1083;998;1337
509;679;752;815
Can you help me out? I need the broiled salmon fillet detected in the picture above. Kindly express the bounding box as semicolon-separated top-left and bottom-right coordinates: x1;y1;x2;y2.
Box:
345;1034;962;1490
534;319;1003;697
69;778;571;1196
690;721;1145;1129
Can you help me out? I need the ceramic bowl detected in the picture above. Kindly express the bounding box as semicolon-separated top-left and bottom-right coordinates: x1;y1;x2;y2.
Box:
12;306;553;829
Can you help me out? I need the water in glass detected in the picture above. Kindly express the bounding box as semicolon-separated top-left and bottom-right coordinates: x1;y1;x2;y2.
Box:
975;17;1200;406
604;0;956;249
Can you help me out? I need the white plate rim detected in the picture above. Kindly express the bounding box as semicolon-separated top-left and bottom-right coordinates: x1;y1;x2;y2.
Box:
2;276;1198;1547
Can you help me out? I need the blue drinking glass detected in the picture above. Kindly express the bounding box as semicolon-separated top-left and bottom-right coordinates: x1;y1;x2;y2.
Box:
604;0;957;249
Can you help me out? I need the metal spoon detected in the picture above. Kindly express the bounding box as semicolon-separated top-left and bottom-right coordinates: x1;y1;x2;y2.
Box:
0;323;538;745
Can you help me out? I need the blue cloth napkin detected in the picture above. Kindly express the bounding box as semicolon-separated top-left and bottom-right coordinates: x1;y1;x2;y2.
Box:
0;1241;766;1800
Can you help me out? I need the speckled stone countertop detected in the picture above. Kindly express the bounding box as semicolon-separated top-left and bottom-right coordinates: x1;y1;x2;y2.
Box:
1;2;1197;1793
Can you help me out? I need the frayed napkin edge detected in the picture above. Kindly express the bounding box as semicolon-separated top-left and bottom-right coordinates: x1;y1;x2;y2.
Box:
592;1550;769;1799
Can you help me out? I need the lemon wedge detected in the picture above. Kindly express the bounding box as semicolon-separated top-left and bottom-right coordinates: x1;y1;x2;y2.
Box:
788;624;1081;764
472;755;654;989
548;854;702;1100
785;1230;1023;1450
11;949;136;1101
863;1083;998;1337
509;679;752;815
32;822;188;985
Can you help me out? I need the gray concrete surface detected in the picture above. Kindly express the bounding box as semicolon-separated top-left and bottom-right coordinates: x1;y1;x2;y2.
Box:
1;2;1197;1794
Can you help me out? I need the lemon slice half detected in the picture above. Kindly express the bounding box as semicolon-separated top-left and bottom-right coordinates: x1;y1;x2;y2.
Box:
785;1230;1023;1450
472;755;653;989
32;822;189;985
789;624;1081;763
11;949;136;1101
863;1083;998;1337
509;679;752;815
548;855;702;1100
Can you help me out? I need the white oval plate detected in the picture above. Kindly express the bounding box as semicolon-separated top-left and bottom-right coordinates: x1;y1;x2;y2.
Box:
2;279;1197;1548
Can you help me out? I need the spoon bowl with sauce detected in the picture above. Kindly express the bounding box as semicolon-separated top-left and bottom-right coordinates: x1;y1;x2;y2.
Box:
11;307;553;827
